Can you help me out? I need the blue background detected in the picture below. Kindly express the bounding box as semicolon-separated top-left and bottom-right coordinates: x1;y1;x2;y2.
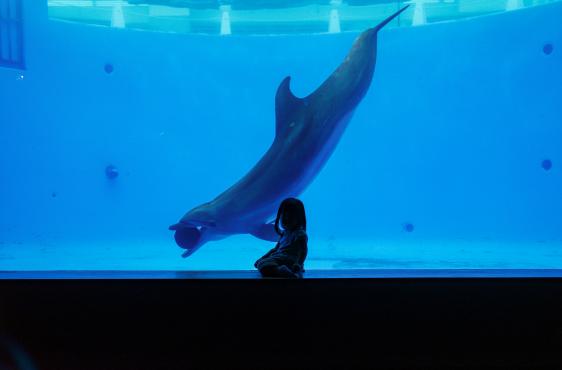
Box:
1;2;561;270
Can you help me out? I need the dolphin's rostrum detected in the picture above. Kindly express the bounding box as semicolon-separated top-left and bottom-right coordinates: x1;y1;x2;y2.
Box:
170;5;409;257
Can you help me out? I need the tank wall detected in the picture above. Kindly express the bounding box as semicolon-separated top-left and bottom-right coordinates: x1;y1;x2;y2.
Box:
1;2;561;247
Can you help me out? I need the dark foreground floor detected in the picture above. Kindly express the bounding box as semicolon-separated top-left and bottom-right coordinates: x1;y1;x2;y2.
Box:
1;270;562;369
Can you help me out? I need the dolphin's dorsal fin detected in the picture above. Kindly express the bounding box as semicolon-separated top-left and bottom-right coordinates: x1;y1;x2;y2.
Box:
275;76;305;137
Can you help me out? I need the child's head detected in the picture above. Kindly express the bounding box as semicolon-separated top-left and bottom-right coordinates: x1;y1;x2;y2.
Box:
274;198;306;235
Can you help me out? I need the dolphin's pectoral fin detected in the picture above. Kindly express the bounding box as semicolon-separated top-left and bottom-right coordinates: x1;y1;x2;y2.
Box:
275;76;306;137
250;222;280;242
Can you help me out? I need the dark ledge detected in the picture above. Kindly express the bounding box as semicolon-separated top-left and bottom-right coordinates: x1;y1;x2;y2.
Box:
1;271;562;369
2;268;562;279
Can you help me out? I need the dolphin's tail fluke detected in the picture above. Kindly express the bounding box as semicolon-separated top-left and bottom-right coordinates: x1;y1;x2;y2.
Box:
373;4;410;33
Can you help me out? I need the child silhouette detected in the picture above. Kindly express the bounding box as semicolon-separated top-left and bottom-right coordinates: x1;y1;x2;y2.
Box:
254;198;308;278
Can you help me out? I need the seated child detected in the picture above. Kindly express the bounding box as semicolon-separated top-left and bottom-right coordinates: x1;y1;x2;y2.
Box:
254;198;308;279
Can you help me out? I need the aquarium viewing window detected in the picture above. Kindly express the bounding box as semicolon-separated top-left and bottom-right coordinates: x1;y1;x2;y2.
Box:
0;0;24;69
0;0;561;276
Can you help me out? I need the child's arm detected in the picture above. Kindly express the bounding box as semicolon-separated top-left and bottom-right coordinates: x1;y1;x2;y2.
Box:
284;235;308;271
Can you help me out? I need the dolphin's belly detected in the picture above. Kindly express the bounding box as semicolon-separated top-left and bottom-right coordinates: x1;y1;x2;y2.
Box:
213;109;356;233
297;110;355;189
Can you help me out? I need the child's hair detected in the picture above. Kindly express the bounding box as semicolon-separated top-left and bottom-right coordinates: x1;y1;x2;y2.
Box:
274;197;307;235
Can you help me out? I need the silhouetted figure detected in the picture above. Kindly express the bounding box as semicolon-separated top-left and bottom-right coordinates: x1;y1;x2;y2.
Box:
254;198;308;278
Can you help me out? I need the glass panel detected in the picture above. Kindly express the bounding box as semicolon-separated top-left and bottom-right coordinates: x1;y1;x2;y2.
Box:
8;0;19;20
8;21;18;62
0;0;8;20
1;0;561;274
0;22;9;61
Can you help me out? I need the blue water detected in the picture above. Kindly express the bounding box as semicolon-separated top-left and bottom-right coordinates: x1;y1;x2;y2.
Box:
1;1;562;272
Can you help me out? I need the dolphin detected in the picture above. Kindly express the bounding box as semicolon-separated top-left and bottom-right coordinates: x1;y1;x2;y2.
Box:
170;5;409;257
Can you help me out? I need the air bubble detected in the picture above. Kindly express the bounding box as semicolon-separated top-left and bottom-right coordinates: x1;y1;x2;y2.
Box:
104;63;114;74
541;159;552;171
105;165;119;179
